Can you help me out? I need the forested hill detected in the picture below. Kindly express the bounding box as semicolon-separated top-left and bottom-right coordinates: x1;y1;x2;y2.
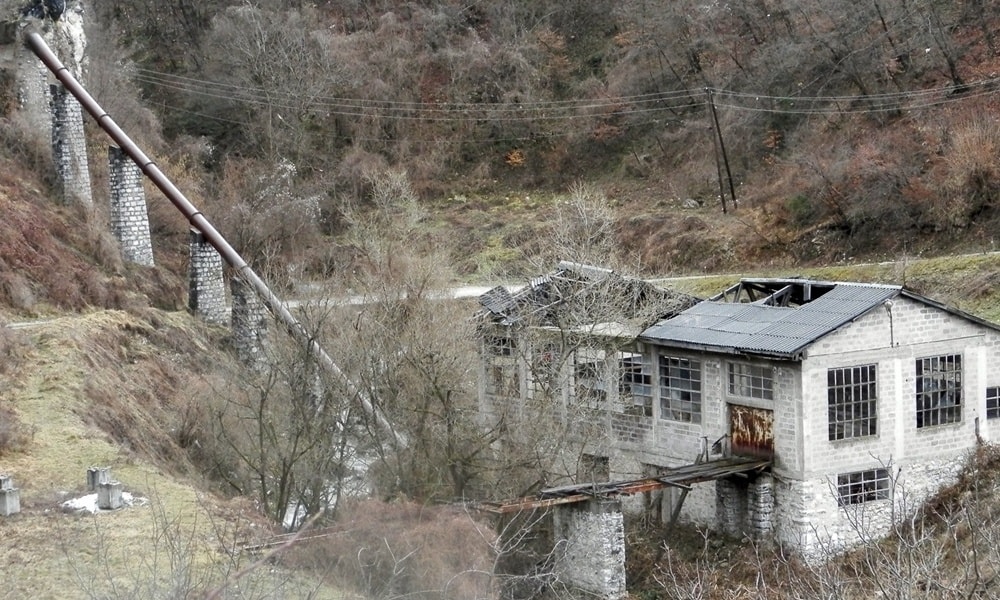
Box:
88;0;1000;272
37;1;1000;277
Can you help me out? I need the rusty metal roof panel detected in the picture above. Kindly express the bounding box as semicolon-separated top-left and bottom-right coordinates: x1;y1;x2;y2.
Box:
641;281;901;359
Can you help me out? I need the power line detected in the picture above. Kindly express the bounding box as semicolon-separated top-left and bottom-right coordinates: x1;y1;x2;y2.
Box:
128;64;999;145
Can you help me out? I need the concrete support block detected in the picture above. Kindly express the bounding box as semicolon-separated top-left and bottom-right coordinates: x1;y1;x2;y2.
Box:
87;466;111;491
97;481;123;510
0;474;13;490
553;498;627;600
0;487;20;516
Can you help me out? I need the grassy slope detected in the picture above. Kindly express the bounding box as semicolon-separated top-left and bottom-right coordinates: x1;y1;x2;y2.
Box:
0;310;349;598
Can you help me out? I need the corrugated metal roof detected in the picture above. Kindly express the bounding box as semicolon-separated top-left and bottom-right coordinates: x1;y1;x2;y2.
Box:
640;281;901;359
479;285;516;315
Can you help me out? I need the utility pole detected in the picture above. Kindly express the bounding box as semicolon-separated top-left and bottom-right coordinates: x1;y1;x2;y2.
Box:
706;88;737;212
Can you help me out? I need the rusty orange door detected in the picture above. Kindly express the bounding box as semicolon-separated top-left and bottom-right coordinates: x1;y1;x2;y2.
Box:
729;404;774;458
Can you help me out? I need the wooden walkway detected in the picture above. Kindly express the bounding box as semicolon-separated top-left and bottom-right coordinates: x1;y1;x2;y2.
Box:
477;456;771;514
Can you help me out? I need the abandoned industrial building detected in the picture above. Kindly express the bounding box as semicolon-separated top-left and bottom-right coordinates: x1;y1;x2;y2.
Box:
477;265;1000;560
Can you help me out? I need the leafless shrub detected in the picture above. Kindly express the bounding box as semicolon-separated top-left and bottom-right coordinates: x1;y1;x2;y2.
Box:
0;404;31;455
299;499;495;599
939;119;1000;226
0;326;32;455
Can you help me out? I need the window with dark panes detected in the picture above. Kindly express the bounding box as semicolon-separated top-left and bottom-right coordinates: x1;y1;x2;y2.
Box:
915;354;962;428
659;355;701;423
828;364;877;440
837;468;890;505
574;356;607;406
988;387;1000;419
620;352;652;416
728;362;774;400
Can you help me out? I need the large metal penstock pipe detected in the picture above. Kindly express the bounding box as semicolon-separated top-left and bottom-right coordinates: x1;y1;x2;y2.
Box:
25;32;403;445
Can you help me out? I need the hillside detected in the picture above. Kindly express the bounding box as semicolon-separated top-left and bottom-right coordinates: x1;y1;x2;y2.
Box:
84;0;1000;280
6;0;1000;598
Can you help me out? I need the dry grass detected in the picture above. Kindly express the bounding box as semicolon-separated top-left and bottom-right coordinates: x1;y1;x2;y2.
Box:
0;310;349;598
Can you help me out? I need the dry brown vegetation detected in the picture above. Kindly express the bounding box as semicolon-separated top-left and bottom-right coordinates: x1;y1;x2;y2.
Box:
623;444;1000;599
8;0;1000;597
87;0;1000;280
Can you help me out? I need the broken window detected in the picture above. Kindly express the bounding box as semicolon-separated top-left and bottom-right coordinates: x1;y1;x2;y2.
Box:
485;335;516;356
659;355;702;424
574;349;608;406
915;354;962;428
620;352;652;416
531;342;563;399
483;333;519;398
828;364;877;440
989;387;1000;420
837;468;890;506
579;453;610;483
728;362;774;400
487;363;519;397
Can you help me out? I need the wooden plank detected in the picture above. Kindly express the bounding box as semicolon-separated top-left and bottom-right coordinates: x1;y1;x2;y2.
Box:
476;457;771;514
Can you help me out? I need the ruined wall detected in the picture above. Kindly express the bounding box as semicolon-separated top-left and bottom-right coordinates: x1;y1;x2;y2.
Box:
9;2;88;144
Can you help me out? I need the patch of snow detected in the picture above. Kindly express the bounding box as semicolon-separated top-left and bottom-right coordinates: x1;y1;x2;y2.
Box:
61;491;148;514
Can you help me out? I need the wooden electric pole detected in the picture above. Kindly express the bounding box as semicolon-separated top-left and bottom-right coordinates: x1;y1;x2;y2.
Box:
706;88;737;212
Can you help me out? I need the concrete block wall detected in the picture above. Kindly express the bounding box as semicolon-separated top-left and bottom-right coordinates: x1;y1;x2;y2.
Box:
108;145;154;266
188;229;227;325
716;478;747;537
50;83;92;206
792;296;1000;553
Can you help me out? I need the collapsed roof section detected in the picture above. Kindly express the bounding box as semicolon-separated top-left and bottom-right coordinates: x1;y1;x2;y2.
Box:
476;261;700;340
641;277;1000;360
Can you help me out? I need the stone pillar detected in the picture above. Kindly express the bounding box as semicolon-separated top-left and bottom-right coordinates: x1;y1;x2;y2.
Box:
231;276;268;368
108;146;154;266
188;229;227;325
716;477;748;538
15;34;51;135
0;474;21;516
97;481;123;510
748;474;774;539
50;83;92;206
552;499;626;600
86;466;111;491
